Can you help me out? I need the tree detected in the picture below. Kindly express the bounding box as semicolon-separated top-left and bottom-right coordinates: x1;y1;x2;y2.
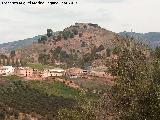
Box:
110;36;160;120
95;93;117;120
15;58;19;67
56;96;96;120
11;58;15;66
6;58;11;66
60;51;69;61
112;46;119;55
2;58;5;65
81;41;86;47
62;31;74;40
38;54;50;65
55;46;62;53
153;47;160;85
72;28;78;35
79;33;83;38
96;45;104;52
47;29;53;37
0;55;7;65
20;59;27;66
10;50;16;58
38;36;47;43
106;48;111;57
155;47;160;59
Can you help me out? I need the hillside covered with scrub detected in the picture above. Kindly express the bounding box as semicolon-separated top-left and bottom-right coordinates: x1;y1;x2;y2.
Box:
1;32;160;119
1;23;118;69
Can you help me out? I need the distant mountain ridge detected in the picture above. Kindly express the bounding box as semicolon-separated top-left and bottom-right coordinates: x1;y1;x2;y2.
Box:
119;32;160;48
1;29;160;55
0;35;42;54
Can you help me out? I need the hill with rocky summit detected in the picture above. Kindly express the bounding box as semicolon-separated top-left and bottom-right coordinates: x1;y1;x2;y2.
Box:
14;23;117;68
3;23;155;68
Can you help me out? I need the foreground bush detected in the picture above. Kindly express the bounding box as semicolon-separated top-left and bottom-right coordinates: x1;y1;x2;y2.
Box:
110;36;160;120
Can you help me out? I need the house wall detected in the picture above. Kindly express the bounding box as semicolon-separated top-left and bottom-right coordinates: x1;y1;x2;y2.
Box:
26;69;33;77
0;66;14;76
50;72;63;77
15;69;26;77
42;69;64;78
65;68;88;78
14;67;34;77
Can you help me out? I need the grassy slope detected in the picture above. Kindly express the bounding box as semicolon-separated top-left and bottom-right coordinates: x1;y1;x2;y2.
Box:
26;63;55;70
0;78;98;119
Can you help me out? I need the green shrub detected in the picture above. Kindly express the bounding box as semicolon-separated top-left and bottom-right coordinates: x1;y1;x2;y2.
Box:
110;36;160;120
47;29;53;37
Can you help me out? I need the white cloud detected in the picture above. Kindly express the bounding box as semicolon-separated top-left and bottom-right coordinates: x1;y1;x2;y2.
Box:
85;0;126;3
0;0;160;44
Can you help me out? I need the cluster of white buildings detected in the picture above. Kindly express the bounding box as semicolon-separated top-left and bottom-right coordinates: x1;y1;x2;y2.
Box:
0;65;111;80
0;65;87;78
0;66;65;79
0;66;87;79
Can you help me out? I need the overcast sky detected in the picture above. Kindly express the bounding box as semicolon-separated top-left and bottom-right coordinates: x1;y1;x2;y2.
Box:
0;0;160;44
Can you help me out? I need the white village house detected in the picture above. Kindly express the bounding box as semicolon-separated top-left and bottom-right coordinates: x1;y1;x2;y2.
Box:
65;67;88;78
42;68;65;78
0;66;15;76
